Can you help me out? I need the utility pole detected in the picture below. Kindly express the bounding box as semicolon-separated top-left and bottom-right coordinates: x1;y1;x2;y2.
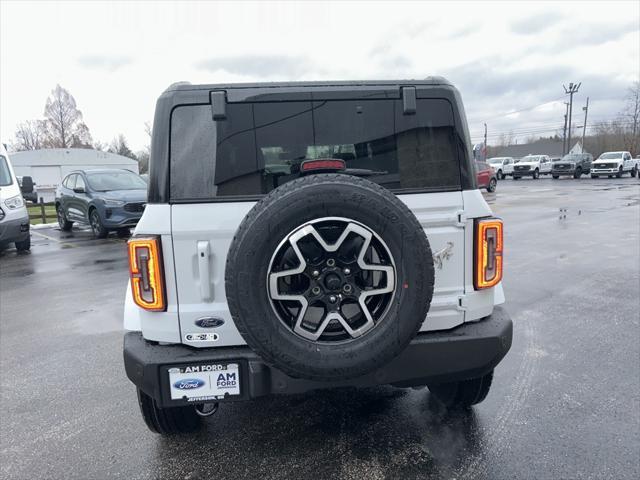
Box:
484;123;487;160
562;102;569;155
581;97;589;153
564;82;581;154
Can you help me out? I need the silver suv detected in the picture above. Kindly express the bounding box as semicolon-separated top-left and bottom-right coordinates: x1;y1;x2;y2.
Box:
123;79;513;434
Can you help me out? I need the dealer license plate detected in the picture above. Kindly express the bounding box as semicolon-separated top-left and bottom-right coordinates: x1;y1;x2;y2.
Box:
168;363;240;401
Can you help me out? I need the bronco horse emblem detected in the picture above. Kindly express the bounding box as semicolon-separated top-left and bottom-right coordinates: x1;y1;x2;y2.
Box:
432;242;454;270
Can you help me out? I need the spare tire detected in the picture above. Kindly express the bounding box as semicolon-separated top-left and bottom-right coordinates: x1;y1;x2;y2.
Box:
225;174;434;381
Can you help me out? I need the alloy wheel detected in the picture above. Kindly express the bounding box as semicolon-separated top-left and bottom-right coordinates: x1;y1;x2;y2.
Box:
267;217;396;343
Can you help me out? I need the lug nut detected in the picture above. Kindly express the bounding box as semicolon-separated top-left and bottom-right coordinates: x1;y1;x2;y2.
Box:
312;270;320;277
343;284;352;294
326;259;336;267
343;268;351;275
328;295;337;303
312;286;321;295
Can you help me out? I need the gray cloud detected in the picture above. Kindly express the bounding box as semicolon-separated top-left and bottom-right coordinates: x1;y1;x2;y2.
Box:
77;55;132;72
557;19;638;47
195;55;309;78
368;45;413;74
444;57;573;98
511;12;564;34
443;57;629;140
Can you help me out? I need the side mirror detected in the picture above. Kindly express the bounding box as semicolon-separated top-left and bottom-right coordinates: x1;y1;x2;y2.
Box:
20;176;34;194
73;187;85;194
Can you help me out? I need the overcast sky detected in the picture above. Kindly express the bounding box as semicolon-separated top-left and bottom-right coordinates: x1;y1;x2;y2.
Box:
1;1;638;151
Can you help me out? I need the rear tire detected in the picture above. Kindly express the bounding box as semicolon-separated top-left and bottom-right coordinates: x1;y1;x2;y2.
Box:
428;370;494;409
631;166;638;178
56;205;73;231
573;167;582;179
225;174;434;381
137;389;201;435
15;236;31;252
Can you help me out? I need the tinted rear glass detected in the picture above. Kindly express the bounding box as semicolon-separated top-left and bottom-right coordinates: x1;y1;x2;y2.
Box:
170;98;462;201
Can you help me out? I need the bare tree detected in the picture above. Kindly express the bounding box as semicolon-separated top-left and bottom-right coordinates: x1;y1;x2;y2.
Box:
43;85;93;148
12;120;47;151
136;150;149;174
109;134;137;160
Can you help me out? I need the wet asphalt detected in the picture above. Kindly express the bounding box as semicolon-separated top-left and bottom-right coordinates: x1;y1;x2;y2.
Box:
1;177;639;480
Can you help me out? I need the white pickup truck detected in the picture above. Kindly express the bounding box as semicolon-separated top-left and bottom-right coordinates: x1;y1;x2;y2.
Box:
487;157;515;180
512;155;552;179
591;151;638;178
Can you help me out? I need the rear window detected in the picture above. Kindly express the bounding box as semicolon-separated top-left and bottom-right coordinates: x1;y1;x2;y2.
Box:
170;98;462;201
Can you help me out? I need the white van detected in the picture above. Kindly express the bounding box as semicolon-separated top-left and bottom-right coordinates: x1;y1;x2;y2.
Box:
0;144;31;251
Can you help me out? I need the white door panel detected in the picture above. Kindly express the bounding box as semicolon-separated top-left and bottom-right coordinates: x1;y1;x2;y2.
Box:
398;192;466;331
172;203;253;347
172;192;466;348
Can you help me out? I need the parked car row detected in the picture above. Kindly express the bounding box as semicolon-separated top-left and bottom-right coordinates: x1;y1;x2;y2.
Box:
486;151;639;182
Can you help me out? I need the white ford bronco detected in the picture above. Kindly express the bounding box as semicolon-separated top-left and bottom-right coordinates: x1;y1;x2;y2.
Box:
123;79;513;434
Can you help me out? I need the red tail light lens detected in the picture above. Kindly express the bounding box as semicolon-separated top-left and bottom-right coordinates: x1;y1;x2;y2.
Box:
128;236;166;311
300;159;346;172
474;218;503;289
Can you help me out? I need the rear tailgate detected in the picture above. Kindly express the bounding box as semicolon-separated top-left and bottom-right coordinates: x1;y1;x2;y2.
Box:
171;191;466;348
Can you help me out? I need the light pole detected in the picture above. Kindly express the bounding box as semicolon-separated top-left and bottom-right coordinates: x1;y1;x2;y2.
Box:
564;82;581;153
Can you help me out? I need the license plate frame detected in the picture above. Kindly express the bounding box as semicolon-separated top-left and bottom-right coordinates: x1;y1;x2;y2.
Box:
160;360;246;405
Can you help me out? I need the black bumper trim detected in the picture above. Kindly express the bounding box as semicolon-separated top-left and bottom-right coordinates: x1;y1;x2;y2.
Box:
124;307;513;407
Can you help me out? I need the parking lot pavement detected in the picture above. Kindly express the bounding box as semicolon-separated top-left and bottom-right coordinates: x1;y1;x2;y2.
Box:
1;177;639;480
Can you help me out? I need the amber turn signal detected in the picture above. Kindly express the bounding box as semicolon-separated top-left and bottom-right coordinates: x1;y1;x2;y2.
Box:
128;236;166;311
474;218;503;289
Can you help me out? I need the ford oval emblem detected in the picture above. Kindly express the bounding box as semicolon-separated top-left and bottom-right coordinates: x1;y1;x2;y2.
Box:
173;378;205;390
195;317;225;328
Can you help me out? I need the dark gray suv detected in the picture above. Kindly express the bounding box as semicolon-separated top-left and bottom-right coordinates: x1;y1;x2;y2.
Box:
55;169;147;238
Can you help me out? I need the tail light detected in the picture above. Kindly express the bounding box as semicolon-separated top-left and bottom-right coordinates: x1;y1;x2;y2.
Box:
301;158;346;173
474;218;503;289
128;236;166;311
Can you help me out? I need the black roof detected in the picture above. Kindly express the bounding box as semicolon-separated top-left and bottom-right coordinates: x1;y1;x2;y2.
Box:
164;77;453;93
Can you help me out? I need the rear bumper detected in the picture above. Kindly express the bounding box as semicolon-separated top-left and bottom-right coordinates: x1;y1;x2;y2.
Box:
124;307;513;407
0;214;30;246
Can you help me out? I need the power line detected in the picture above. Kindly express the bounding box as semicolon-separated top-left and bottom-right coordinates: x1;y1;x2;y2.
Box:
471;121;636;142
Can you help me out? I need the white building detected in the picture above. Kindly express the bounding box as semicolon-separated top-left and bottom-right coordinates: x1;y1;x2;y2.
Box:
10;148;139;202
